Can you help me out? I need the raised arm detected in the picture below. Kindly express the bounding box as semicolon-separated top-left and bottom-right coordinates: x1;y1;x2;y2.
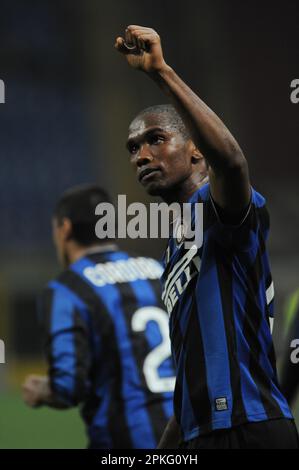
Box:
115;26;251;219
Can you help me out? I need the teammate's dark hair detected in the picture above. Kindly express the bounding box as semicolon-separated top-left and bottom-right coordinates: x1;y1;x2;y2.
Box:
53;184;113;246
131;104;190;140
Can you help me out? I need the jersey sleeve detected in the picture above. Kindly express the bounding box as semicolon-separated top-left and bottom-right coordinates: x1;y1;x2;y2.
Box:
39;284;91;407
207;187;270;252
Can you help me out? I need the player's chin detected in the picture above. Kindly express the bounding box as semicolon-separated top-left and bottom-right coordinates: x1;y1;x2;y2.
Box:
142;181;164;196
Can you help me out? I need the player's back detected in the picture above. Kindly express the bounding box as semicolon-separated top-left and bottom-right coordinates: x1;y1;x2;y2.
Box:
42;247;175;449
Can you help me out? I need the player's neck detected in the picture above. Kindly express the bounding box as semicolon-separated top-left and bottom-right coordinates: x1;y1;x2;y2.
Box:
67;242;117;265
163;174;208;204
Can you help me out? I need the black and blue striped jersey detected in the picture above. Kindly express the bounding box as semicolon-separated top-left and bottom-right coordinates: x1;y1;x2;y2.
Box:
40;247;175;448
161;183;292;442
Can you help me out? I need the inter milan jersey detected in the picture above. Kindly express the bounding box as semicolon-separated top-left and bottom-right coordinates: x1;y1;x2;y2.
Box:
40;247;175;449
161;183;292;442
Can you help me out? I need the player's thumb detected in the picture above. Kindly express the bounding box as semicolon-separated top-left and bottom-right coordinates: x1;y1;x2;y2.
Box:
114;37;130;55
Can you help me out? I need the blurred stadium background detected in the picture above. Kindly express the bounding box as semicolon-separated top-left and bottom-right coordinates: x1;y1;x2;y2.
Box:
0;0;298;448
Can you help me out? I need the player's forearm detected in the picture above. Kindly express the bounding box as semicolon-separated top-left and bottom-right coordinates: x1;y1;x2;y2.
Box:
48;371;89;408
157;415;181;449
149;65;246;174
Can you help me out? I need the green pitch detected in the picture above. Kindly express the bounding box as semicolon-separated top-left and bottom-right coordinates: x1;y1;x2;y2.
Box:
1;390;299;449
0;391;86;449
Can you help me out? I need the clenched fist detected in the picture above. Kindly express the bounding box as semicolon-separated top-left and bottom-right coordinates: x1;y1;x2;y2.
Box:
115;25;168;74
22;374;51;407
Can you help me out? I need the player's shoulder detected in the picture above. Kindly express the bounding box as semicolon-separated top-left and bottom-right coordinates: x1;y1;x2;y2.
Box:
113;250;164;279
251;187;267;209
188;182;210;203
43;273;89;316
44;267;79;300
250;188;270;233
190;183;267;209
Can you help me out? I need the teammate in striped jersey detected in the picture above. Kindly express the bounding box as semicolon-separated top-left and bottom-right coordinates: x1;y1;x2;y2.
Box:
115;25;299;448
22;185;175;449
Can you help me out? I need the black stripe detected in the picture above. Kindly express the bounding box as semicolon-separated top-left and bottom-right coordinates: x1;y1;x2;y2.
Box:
40;287;54;358
73;308;90;402
147;277;164;305
39;287;55;388
214;242;248;425
170;307;183;367
183;292;212;431
57;270;133;449
267;341;278;381
169;315;183;422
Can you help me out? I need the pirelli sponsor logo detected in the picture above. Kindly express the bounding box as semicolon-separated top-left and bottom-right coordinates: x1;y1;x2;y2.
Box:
162;245;201;315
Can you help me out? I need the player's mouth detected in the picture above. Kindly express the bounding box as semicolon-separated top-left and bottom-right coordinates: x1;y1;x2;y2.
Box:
138;167;161;183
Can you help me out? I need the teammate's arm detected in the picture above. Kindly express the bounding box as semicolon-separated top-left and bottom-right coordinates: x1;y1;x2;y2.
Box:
157;415;181;449
23;287;91;409
22;374;69;408
115;26;251;219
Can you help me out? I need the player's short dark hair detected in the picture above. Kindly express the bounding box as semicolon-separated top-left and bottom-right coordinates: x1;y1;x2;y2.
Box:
53;184;113;246
132;104;190;140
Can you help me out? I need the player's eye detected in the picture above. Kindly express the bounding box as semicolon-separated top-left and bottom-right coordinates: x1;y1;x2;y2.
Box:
149;134;164;145
128;142;139;154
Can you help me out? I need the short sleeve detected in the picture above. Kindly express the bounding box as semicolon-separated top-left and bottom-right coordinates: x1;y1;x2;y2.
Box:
208;187;270;252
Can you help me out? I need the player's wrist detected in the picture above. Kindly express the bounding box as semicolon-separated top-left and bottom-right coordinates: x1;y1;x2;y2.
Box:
37;377;52;405
147;63;173;81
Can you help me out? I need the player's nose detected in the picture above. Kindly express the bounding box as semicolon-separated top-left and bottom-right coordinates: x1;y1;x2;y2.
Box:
136;144;153;167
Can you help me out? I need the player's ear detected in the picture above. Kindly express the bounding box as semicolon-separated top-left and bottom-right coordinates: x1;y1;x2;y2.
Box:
188;141;209;179
61;218;73;241
188;141;204;165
